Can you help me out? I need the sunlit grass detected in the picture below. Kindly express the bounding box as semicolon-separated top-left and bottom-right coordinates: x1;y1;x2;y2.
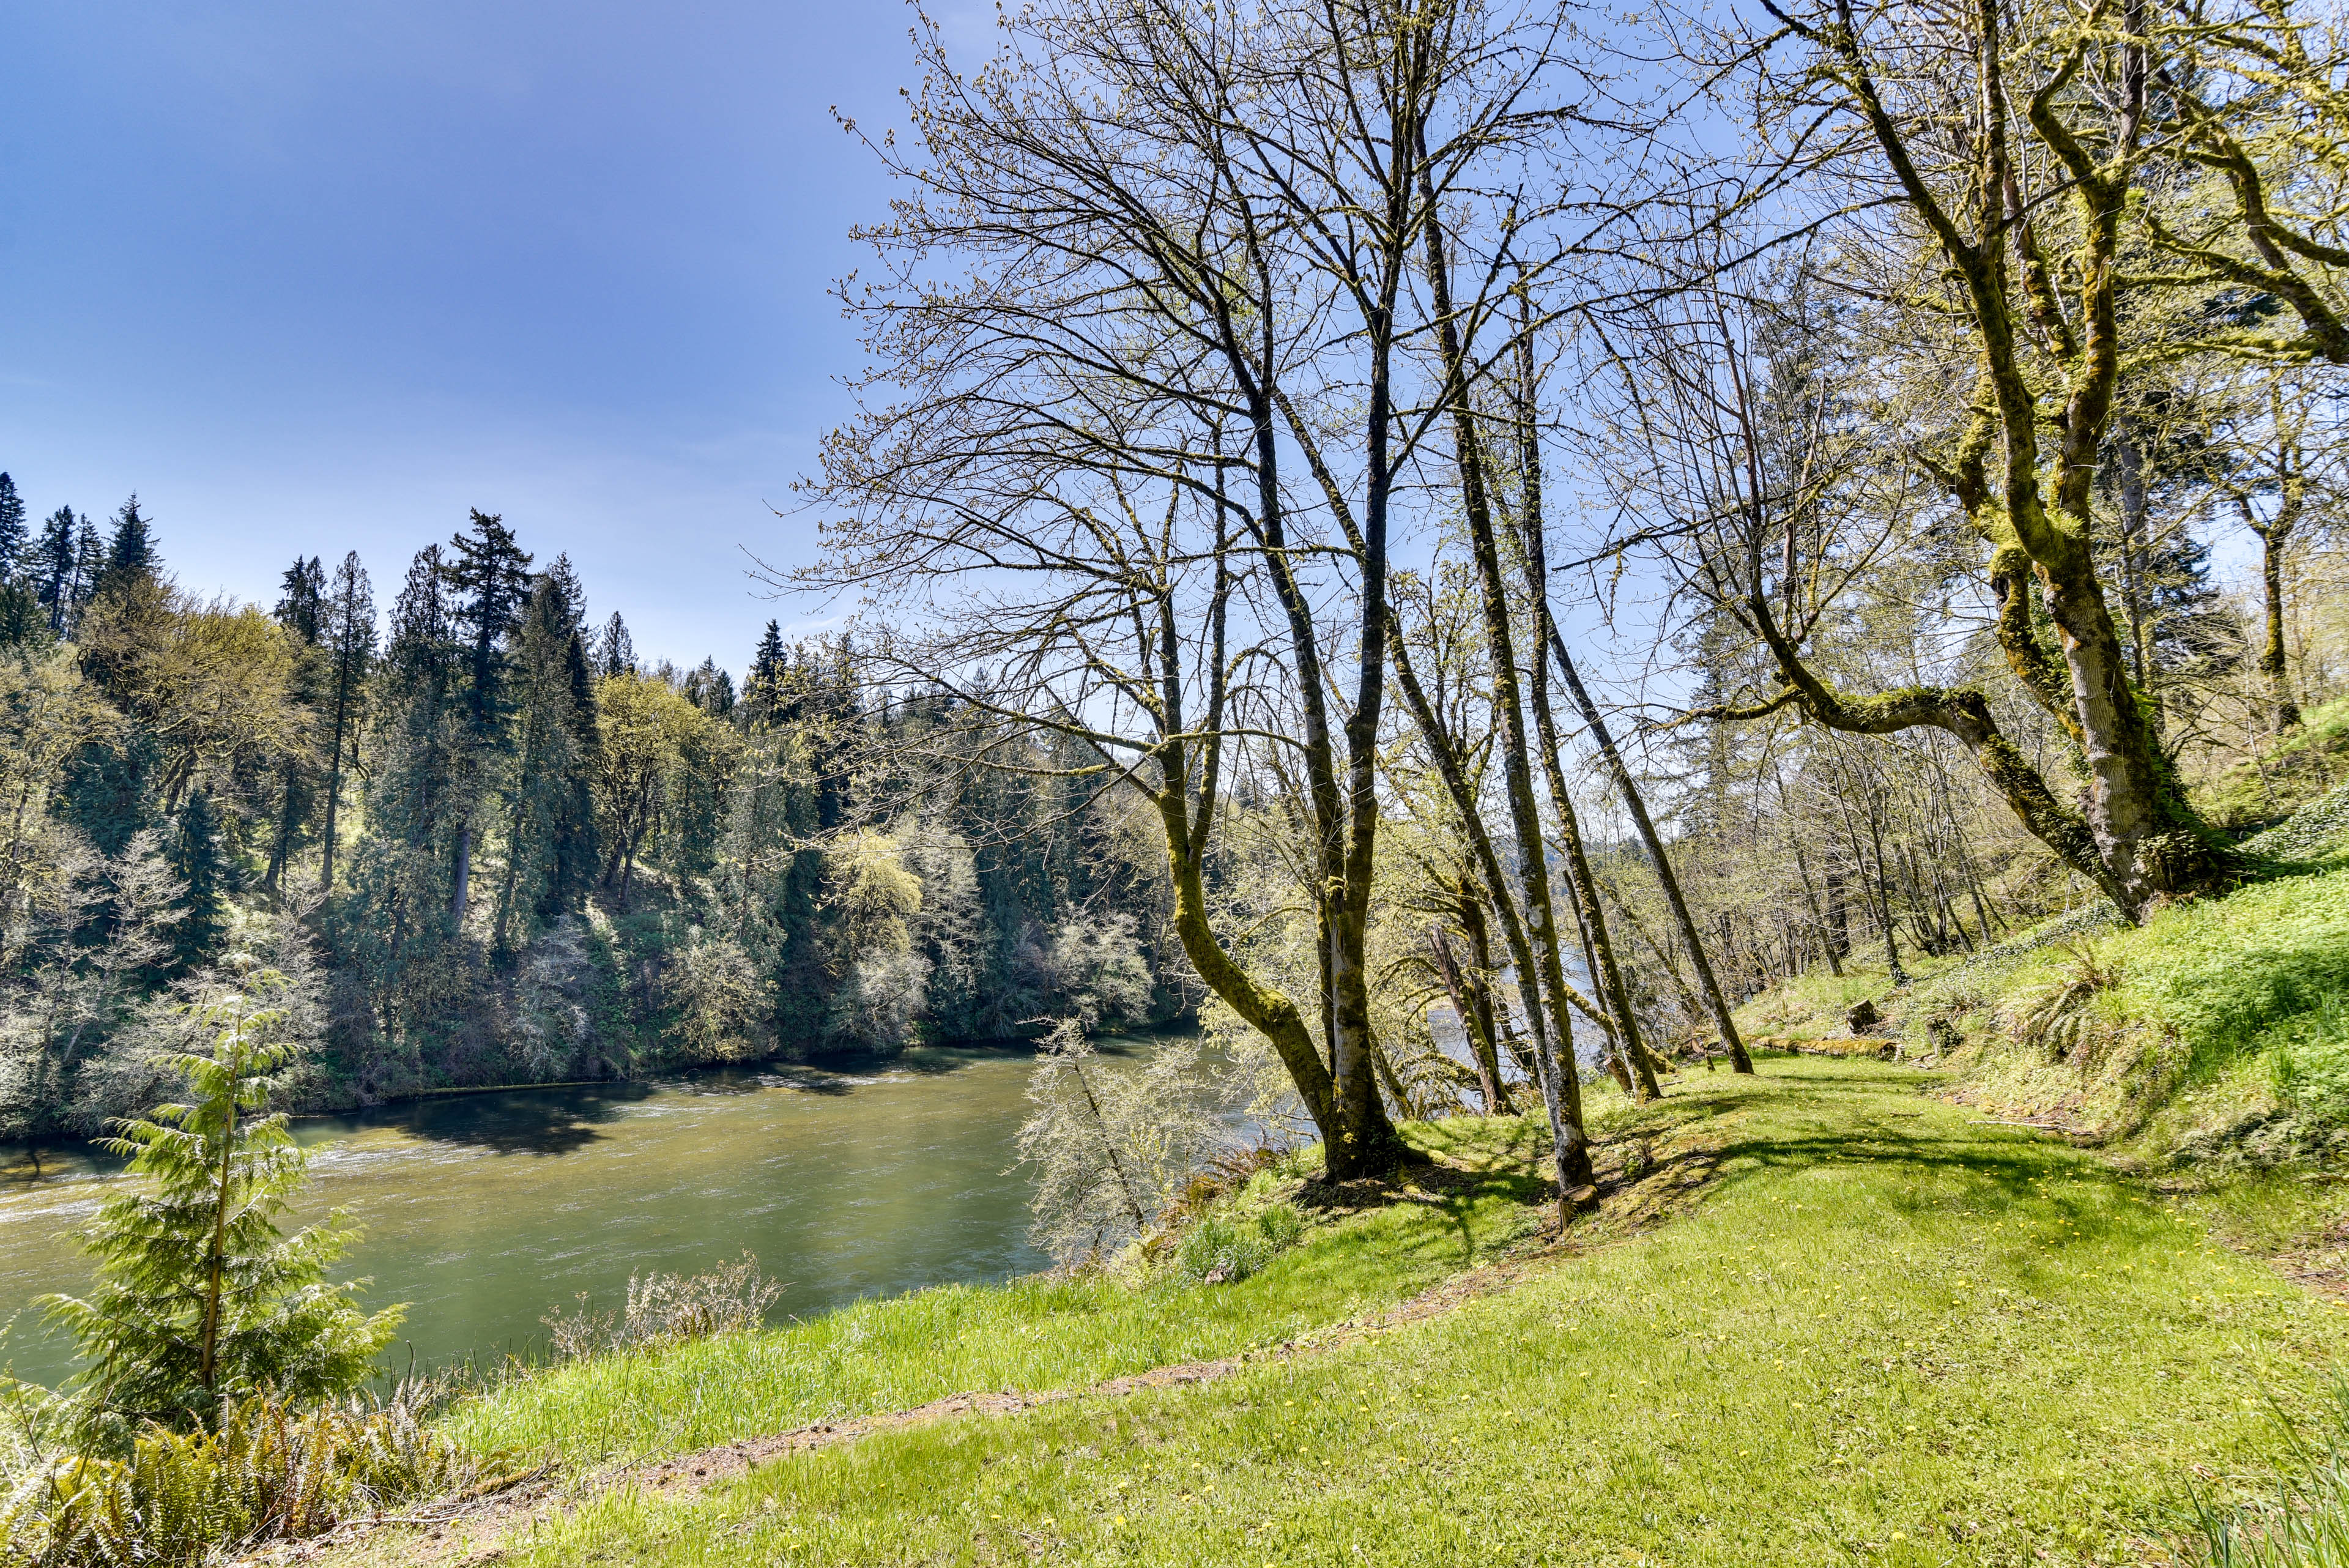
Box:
466;1060;2348;1567
445;1129;1549;1465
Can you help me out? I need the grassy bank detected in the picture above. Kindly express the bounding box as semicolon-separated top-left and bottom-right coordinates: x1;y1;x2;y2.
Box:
330;1058;2348;1567
442;1115;1563;1466
1734;793;2349;1165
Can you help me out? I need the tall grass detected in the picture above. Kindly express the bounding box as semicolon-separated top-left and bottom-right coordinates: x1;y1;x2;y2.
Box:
2195;1390;2349;1567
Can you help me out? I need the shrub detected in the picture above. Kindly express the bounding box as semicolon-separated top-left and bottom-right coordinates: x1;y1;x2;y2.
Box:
0;1384;480;1568
38;959;401;1438
541;1253;785;1361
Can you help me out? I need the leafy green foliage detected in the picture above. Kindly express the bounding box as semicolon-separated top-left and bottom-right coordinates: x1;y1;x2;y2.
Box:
0;1384;472;1568
39;960;401;1435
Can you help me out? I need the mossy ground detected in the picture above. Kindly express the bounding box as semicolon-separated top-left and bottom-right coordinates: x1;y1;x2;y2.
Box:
332;1060;2348;1568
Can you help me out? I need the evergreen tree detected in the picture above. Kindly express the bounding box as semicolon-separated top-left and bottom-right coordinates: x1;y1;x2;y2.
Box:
0;579;42;648
439;511;533;924
170;789;231;967
0;471;25;580
91;495;158;602
265;556;330;892
273;555;327;642
549;625;603;920
71;515;105;620
56;732;160;858
492;566;598;952
316;553;374;893
685;657;735;718
744;620;787;726
33;507;80;634
0;474;41;647
596;611;634;677
355;545;458;970
40;959;401;1432
543;552;589;637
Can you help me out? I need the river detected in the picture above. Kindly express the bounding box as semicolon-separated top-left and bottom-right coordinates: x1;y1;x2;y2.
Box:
0;1044;1083;1391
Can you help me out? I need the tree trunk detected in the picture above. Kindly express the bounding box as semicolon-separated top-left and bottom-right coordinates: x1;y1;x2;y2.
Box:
1504;311;1660;1102
1551;638;1756;1072
1788;828;1842;978
1430;924;1507;1115
319;671;351;894
1416;195;1594;1198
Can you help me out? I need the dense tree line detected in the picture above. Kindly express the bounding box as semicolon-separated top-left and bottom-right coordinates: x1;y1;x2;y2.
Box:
0;487;1190;1137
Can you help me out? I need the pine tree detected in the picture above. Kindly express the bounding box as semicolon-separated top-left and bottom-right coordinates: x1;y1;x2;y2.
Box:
40;959;401;1432
317;553;375;893
0;471;26;580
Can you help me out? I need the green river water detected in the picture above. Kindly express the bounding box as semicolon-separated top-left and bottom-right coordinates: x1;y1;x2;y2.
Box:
0;1045;1073;1391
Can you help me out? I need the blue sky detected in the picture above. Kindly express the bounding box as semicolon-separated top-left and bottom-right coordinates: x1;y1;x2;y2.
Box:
0;1;960;671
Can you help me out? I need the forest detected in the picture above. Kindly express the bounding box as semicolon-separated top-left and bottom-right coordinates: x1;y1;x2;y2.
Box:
0;486;1193;1138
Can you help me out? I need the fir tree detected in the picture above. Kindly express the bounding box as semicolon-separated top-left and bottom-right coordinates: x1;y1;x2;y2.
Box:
264;556;331;892
91;495;158;602
745;620;787;726
40;959;401;1432
359;546;458;958
492;566;599;952
170;789;231;967
596;611;634;677
273;555;327;643
549;625;603;916
33;506;80;633
71;515;105;619
0;471;25;580
440;511;533;924
686;657;735;718
0;472;40;646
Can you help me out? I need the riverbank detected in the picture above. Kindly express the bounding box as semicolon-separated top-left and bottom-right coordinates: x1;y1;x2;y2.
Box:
305;1056;2348;1567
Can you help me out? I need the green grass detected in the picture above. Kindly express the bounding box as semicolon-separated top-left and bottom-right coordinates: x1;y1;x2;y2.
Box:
448;1060;2346;1567
445;1126;1554;1465
2200;696;2349;835
1916;862;2349;1156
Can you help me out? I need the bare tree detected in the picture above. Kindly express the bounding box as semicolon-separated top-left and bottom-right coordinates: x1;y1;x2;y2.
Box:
798;0;1583;1176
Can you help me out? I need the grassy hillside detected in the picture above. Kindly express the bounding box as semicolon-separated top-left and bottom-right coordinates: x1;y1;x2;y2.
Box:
1735;782;2349;1171
319;1059;2349;1568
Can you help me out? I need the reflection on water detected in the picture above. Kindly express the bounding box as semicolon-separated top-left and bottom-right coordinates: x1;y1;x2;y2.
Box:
0;1044;1086;1389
